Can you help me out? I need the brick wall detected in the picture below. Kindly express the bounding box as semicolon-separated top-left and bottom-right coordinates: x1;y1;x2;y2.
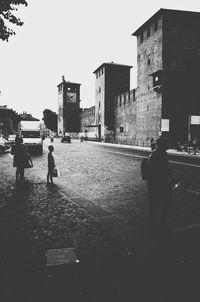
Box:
135;15;163;146
114;90;137;145
113;15;163;146
94;67;105;139
162;10;200;145
80;106;97;139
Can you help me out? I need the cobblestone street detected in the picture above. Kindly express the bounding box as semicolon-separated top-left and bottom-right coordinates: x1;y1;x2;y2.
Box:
0;152;127;301
1;140;200;301
33;138;148;225
33;138;200;231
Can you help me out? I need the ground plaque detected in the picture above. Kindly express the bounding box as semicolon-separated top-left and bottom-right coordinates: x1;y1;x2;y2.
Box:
46;248;79;266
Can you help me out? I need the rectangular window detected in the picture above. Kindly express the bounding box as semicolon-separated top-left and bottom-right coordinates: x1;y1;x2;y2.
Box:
154;20;158;32
147;54;151;65
147;27;150;37
140;32;143;43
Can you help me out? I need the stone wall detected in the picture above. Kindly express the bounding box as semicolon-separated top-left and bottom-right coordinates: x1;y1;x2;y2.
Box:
135;14;163;146
94;67;105;138
114;90;137;145
162;10;200;145
80;106;97;139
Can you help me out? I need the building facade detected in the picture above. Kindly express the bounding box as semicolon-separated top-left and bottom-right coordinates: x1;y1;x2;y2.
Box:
93;63;132;141
58;9;200;147
57;76;81;136
131;8;200;146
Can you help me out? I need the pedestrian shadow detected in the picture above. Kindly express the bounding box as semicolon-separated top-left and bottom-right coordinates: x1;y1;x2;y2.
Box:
13;180;34;203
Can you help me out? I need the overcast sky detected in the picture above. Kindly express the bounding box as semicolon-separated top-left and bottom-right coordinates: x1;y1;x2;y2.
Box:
0;0;200;120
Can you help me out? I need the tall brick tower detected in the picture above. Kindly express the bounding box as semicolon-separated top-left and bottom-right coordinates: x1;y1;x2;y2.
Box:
132;8;200;146
57;76;81;135
93;62;132;140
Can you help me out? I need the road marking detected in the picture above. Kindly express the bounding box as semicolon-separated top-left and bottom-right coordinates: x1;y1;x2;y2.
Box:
100;149;145;158
186;189;200;195
170;160;200;168
173;223;200;233
101;149;200;167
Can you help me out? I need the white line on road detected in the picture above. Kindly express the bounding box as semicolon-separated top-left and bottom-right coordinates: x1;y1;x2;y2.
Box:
99;149;200;196
173;222;200;233
170;160;200;168
101;149;200;168
100;149;145;158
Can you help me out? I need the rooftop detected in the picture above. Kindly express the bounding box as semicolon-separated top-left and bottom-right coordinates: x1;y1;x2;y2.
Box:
57;76;81;87
93;62;133;74
132;8;200;36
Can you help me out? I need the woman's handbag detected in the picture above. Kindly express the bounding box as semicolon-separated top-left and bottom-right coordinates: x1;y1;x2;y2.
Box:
52;167;58;177
24;157;33;168
27;158;33;168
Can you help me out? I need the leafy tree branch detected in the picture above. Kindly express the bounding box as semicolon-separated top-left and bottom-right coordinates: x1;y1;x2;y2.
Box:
0;0;28;41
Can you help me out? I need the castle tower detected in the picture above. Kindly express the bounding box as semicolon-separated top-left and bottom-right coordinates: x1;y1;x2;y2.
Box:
57;76;81;135
93;62;132;140
132;8;200;146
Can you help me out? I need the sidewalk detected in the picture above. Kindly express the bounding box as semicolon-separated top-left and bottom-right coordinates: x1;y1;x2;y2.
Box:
88;140;200;159
0;151;200;301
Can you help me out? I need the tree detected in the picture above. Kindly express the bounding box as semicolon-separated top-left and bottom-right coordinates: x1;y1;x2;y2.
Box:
0;0;28;41
42;109;57;132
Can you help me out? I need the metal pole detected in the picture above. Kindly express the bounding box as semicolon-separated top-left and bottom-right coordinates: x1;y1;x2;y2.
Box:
188;115;191;154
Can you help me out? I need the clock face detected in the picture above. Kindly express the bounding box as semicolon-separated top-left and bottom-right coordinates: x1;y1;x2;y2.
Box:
66;92;76;102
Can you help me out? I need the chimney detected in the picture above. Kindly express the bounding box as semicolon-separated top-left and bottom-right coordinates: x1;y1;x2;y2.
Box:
62;75;65;82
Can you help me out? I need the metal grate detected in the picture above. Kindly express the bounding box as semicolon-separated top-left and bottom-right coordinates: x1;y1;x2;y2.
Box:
46;248;79;266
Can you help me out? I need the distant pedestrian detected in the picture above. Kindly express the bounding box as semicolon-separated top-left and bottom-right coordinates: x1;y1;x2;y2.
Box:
176;141;182;152
47;145;55;185
192;137;198;155
12;137;33;182
147;137;173;229
150;137;156;151
50;135;54;143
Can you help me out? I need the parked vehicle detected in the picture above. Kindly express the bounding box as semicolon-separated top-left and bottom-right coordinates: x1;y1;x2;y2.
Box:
61;134;71;143
0;136;10;154
20;121;43;154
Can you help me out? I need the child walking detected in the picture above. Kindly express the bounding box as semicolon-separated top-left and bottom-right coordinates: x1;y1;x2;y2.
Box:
47;145;55;184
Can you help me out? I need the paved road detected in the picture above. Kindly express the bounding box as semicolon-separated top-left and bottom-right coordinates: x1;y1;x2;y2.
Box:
32;138;200;233
1;139;200;301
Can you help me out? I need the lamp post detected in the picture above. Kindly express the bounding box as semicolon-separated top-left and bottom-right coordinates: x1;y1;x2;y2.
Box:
120;126;123;145
188;115;191;154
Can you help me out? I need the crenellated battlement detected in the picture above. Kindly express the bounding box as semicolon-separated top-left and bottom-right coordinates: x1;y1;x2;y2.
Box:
114;89;136;108
80;106;95;117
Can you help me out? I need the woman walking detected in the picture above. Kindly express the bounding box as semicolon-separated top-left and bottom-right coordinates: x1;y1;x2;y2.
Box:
12;136;33;182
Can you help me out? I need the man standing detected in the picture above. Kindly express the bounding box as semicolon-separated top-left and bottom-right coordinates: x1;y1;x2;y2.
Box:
148;137;173;229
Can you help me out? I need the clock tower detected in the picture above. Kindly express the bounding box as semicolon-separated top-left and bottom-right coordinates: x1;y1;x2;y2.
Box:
57;76;81;135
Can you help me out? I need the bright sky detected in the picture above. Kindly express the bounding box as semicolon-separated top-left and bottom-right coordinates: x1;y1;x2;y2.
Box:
0;0;200;120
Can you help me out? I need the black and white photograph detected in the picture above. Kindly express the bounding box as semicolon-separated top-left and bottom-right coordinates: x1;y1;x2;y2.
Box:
1;0;200;301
